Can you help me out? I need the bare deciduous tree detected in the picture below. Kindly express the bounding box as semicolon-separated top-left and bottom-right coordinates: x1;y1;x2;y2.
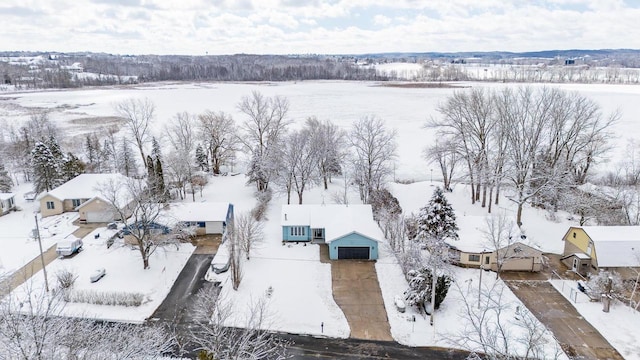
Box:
100;177;185;269
165;111;197;201
235;212;265;260
189;286;289;359
481;214;517;279
114;98;155;168
349;115;397;204
237;91;290;192
424;136;460;192
306;117;346;190
198;110;238;175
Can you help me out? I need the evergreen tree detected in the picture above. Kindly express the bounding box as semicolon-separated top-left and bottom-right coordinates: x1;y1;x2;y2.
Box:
146;155;156;193
31;142;62;193
119;137;136;177
85;133;96;164
404;268;451;311
46;135;64;164
154;157;168;202
417;187;459;245
195;144;208;172
61;152;85;181
0;163;13;192
151;136;162;162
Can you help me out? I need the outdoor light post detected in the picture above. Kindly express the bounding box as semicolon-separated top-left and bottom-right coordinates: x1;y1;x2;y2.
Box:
34;214;50;292
430;169;433;183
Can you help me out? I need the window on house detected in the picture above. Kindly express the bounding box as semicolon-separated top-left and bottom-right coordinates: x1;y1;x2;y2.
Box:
46;201;55;210
290;226;306;237
485;256;490;265
72;199;81;207
197;222;206;228
573;232;576;238
468;254;480;262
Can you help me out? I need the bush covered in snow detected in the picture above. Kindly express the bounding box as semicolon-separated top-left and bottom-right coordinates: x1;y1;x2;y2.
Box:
55;268;78;289
63;289;145;307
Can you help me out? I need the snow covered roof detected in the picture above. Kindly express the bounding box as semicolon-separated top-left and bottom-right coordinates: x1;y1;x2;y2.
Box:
579;226;640;268
0;193;15;201
43;174;129;201
168;202;230;222
281;204;383;242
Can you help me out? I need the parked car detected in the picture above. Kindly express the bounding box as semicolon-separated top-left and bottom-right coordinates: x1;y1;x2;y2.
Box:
394;295;406;313
56;238;83;257
90;268;106;283
107;222;118;230
210;242;230;274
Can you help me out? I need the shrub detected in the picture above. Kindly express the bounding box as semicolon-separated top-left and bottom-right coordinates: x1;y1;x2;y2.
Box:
63;289;145;307
56;268;78;289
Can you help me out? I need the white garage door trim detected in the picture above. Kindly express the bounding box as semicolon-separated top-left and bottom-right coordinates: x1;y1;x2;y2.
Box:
85;211;114;223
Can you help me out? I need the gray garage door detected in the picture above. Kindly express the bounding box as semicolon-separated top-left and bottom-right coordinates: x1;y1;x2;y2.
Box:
86;211;113;223
337;246;370;260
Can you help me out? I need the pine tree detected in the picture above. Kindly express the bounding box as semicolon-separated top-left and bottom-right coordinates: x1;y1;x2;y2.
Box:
151;137;162;162
417;187;459;245
46;135;64;164
119;138;136;177
154;157;168;202
146;155;156;193
0;163;13;192
85;133;96;164
31;142;61;193
61;152;85;181
195;144;208;172
404;268;451;312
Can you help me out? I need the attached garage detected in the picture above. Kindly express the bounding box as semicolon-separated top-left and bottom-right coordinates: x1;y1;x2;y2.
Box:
337;246;370;259
329;232;379;260
85;210;115;223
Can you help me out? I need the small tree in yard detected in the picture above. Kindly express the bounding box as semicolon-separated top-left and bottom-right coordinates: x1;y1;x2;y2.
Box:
188;285;289;359
415;186;459;325
100;178;183;270
0;163;13;192
404;268;451;313
482;214;517;279
235;212;264;260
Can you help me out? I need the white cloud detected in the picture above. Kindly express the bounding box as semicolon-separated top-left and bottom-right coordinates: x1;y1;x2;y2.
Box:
373;14;391;26
0;1;639;54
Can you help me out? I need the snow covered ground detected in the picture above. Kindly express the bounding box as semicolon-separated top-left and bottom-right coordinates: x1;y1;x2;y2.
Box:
1;81;638;181
551;279;640;360
0;182;78;278
10;226;195;324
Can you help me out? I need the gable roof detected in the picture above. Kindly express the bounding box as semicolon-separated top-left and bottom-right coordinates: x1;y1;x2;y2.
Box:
497;241;542;258
281;204;383;242
577;226;640;268
43;174;130;201
168;202;230;222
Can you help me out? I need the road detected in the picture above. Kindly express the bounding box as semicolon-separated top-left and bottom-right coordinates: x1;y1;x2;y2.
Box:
151;252;470;359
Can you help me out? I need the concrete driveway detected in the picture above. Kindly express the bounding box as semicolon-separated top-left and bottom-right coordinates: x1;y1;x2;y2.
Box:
331;260;393;341
505;280;624;360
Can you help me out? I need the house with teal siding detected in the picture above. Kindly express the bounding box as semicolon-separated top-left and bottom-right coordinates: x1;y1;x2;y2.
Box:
281;204;383;260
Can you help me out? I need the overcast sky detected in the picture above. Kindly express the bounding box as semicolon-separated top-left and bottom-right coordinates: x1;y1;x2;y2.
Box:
2;0;639;55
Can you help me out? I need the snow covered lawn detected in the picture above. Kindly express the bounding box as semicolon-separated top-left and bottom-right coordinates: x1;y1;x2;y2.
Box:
10;226;195;324
217;187;350;338
551;279;640;360
0;183;79;277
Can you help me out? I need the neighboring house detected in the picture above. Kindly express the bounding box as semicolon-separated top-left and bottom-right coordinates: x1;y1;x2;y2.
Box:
0;193;16;216
488;242;543;272
169;202;234;236
281;204;383;260
561;226;640;278
38;173;131;221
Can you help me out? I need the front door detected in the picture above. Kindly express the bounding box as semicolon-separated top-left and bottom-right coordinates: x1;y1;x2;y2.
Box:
572;257;578;271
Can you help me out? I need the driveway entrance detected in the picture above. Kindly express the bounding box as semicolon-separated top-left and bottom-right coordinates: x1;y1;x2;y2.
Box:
331;260;392;341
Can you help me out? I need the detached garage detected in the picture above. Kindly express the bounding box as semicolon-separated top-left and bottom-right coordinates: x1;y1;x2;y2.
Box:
77;196;125;223
282;204;382;260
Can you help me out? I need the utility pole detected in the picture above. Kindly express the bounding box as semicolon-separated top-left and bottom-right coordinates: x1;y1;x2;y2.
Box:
34;214;49;292
478;250;485;309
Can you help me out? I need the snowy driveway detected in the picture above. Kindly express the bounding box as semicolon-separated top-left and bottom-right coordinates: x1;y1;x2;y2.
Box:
331;260;392;341
505;280;623;360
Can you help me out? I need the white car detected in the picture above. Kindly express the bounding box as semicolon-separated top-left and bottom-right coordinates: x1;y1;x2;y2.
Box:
90;268;106;283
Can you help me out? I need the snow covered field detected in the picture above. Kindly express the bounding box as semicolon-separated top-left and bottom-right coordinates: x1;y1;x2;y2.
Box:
1;80;638;180
1;81;640;356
